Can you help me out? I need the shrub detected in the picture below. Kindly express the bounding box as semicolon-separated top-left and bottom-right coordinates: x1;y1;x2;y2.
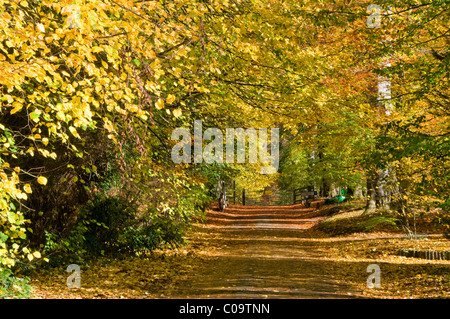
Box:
81;194;135;255
0;267;32;299
42;221;88;266
433;212;450;239
42;192;195;261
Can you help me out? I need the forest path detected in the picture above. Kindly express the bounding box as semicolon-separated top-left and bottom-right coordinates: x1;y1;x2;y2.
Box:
30;202;449;299
167;203;362;298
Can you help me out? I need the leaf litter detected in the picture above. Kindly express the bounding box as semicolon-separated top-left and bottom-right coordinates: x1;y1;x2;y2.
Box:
30;203;449;299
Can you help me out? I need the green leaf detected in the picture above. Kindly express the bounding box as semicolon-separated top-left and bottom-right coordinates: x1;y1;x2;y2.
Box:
7;212;16;223
30;111;40;122
133;58;141;67
56;110;66;122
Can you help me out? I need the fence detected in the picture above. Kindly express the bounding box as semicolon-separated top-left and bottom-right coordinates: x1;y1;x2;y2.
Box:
225;182;317;206
397;248;450;260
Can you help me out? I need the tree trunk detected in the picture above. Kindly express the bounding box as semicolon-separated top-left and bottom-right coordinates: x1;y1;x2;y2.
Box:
330;183;337;197
364;168;394;214
320;176;330;197
376;168;391;211
354;184;363;198
364;172;377;214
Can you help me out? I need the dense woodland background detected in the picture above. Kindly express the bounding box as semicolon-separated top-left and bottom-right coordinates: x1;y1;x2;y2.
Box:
0;0;448;298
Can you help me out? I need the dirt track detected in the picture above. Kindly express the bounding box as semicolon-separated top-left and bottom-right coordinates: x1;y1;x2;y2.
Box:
30;202;449;299
169;203;363;298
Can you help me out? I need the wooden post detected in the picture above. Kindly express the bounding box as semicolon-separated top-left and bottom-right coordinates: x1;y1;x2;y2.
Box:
233;180;236;205
242;188;246;206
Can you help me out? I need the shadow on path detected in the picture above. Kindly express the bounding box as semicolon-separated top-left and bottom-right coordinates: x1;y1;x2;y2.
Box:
169;203;365;298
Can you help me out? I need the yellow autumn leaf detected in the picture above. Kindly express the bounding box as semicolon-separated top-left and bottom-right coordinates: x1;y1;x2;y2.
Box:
24;184;32;194
69;126;80;138
3;95;13;103
33;251;41;258
10;102;23;114
104;120;114;132
166;94;176;104
155;98;164;110
36;23;45;33
173;108;182;118
37;176;48;185
172;67;182;77
26;147;34;156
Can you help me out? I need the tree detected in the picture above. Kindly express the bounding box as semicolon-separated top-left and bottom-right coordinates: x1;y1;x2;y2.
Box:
0;0;448;286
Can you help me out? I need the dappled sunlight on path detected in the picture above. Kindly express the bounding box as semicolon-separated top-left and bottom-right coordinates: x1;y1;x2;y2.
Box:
204;203;327;230
169;203;364;298
30;202;449;299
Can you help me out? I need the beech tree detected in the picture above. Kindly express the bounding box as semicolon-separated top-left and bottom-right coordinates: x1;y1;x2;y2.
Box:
0;0;448;270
